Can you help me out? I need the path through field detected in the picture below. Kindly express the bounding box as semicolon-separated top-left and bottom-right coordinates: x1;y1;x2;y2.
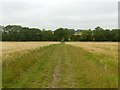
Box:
2;43;118;88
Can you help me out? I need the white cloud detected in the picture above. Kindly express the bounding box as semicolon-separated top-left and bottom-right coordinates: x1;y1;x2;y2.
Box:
0;0;118;30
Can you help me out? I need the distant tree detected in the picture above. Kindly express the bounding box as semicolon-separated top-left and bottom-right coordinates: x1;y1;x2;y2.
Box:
118;29;120;41
71;35;81;41
110;29;118;41
41;30;53;41
93;26;105;41
54;28;73;41
81;30;93;41
2;25;119;42
54;28;64;41
103;29;111;41
3;25;22;41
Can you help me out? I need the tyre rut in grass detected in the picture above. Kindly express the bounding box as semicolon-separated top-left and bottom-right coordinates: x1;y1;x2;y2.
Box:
3;44;59;88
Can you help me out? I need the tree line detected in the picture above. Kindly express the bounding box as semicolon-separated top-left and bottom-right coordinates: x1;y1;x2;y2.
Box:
1;25;120;41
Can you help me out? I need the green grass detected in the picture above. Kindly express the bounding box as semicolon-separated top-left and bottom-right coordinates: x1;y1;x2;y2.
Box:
2;43;118;88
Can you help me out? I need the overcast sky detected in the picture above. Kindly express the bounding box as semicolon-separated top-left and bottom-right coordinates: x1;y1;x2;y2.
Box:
0;0;119;30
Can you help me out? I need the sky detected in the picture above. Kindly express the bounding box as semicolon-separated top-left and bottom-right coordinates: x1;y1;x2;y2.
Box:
0;0;119;30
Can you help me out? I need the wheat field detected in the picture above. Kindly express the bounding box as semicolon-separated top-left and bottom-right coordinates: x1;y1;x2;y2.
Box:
2;42;118;88
66;42;118;62
2;42;60;54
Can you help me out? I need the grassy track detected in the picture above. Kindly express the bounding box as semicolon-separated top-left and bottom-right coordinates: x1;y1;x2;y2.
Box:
2;43;118;88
